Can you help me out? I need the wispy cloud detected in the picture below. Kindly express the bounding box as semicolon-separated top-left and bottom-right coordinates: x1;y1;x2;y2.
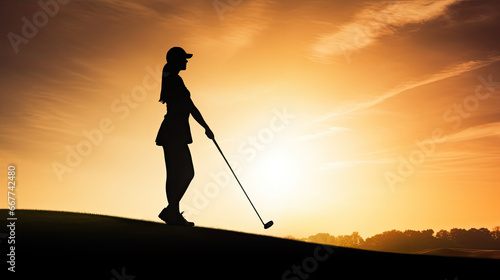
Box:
419;149;500;180
310;0;459;63
446;122;500;143
315;56;500;124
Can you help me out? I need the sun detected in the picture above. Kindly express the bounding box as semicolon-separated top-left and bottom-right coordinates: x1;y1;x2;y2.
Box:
246;148;302;199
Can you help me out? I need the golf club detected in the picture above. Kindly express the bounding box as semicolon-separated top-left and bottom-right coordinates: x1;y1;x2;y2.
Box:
212;138;274;229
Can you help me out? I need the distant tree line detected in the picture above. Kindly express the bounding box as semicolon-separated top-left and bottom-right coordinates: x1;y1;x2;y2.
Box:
285;226;500;253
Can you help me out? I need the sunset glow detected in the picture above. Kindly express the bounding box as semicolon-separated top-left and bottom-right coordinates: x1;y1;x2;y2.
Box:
1;0;499;239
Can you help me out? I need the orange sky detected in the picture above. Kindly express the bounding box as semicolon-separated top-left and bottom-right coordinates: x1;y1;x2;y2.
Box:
1;0;499;239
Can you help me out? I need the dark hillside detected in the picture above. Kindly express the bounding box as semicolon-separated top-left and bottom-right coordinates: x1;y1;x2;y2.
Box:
2;210;497;279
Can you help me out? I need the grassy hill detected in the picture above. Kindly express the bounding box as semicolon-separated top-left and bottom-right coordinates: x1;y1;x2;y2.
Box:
2;210;498;279
416;248;500;259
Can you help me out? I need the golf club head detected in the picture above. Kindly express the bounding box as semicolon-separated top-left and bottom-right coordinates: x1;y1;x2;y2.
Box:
264;221;274;229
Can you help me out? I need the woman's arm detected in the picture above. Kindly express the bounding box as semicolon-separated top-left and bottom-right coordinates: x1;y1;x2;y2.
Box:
190;99;214;139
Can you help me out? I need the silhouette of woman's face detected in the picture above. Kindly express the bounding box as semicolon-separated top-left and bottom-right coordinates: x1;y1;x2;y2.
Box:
171;59;188;71
180;59;187;70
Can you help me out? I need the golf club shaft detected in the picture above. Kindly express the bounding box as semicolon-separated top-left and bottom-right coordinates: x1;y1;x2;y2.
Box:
212;139;265;225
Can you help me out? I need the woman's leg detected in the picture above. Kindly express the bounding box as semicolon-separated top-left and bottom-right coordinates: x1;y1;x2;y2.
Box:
163;143;194;214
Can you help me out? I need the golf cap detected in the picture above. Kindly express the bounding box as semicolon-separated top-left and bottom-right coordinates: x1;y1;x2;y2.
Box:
167;47;193;62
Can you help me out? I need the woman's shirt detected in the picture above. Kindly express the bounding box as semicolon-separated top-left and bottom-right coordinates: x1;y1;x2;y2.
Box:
155;67;193;145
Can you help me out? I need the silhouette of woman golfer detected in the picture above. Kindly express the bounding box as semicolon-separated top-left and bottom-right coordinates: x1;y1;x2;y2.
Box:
156;47;214;226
